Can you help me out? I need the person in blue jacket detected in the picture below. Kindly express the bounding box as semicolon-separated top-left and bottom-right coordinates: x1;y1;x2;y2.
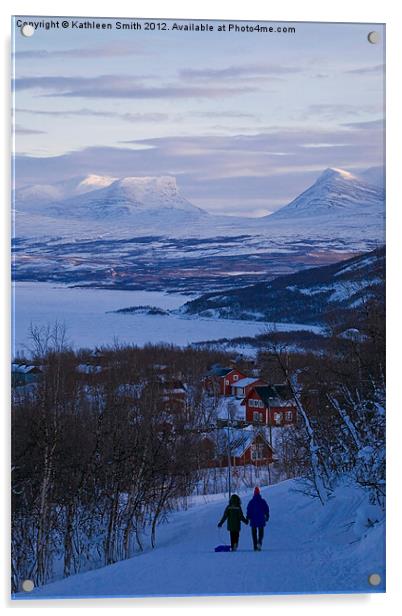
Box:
246;486;270;551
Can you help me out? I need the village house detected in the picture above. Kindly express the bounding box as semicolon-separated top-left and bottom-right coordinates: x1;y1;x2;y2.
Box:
231;377;267;399
242;385;297;427
200;426;274;468
11;363;43;387
203;364;246;396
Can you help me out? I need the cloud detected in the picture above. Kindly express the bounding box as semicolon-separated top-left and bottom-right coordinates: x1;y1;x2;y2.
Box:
16;107;168;123
179;63;301;80
342;119;384;130
13;43;148;59
13;75;256;99
14;124;46;135
346;64;385;75
190;110;259;120
300;103;381;121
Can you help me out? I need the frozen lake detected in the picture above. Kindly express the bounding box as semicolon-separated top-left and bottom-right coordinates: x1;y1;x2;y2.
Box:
12;282;321;355
12;282;263;354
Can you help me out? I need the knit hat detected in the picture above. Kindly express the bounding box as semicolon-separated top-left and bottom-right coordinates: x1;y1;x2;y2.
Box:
254;486;260;495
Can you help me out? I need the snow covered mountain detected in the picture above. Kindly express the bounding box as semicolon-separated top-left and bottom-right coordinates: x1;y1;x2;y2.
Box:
17;175;207;223
14;174;117;210
13;166;385;248
267;167;384;221
357;165;385;189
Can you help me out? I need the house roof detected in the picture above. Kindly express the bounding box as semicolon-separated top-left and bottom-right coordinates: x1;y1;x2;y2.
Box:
216;426;273;457
272;384;293;400
12;364;42;374
252;385;293;407
232;377;261;388
206;366;233;377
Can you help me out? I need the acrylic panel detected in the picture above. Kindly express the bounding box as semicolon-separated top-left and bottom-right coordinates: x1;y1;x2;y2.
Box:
11;15;385;599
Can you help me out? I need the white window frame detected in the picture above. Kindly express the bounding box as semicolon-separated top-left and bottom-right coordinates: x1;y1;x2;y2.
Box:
233;374;239;381
253;411;262;423
285;410;293;421
273;412;282;425
258;400;264;408
225;379;229;385
251;443;264;460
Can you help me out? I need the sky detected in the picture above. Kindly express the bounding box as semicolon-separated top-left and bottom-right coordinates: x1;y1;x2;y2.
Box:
12;17;385;216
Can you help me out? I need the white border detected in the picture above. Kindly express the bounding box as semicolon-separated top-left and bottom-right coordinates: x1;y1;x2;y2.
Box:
2;1;401;613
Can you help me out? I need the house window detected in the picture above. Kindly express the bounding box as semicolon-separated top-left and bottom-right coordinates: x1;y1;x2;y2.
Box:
233;374;239;381
273;412;282;425
249;399;255;407
285;410;293;421
258;400;264;408
251;443;265;460
225;379;229;385
253;411;262;423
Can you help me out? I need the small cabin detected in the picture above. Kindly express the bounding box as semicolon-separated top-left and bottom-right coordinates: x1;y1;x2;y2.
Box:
203;365;246;396
204;426;274;468
231;377;266;399
242;385;297;427
11;363;42;387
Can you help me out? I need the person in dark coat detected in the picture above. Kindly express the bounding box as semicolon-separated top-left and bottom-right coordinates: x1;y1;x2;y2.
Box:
246;486;270;551
218;493;248;551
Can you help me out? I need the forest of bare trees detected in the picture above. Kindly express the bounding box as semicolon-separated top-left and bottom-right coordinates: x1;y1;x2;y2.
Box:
259;292;385;508
11;332;233;592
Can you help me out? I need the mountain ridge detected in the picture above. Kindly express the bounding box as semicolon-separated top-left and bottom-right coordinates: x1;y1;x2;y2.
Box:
266;167;384;221
180;246;385;325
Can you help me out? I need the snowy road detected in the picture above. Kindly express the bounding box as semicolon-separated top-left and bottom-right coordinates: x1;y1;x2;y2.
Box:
15;480;385;599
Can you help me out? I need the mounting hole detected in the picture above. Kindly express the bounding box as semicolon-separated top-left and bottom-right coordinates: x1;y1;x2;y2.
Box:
21;24;35;37
367;31;380;44
368;573;381;586
22;579;34;592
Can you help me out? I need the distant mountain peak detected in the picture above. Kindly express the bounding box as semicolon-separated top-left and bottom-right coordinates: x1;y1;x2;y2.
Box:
318;167;357;182
32;174;207;222
75;174;117;194
267;166;384;221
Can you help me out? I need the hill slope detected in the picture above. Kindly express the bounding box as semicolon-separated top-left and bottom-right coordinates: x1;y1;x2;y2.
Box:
267;167;384;221
14;480;385;598
181;247;385;325
41;176;207;221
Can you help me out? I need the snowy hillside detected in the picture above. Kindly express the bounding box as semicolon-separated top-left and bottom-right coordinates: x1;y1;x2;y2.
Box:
16;175;206;223
357;165;385;189
14;174;117;210
14;479;385;598
267;167;384;221
181;247;385;324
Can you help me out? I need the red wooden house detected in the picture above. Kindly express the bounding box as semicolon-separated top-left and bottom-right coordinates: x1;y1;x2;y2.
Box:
215;426;274;467
200;426;273;468
231;377;266;399
203;365;246;396
242;385;297;427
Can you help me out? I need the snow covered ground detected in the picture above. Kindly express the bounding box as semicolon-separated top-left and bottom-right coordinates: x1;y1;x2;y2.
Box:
14;479;385;599
13;283;323;353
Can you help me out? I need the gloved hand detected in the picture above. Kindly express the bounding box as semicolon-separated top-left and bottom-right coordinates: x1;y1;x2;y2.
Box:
217;522;222;528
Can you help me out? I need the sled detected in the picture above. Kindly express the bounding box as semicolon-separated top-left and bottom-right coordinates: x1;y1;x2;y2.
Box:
214;545;231;552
